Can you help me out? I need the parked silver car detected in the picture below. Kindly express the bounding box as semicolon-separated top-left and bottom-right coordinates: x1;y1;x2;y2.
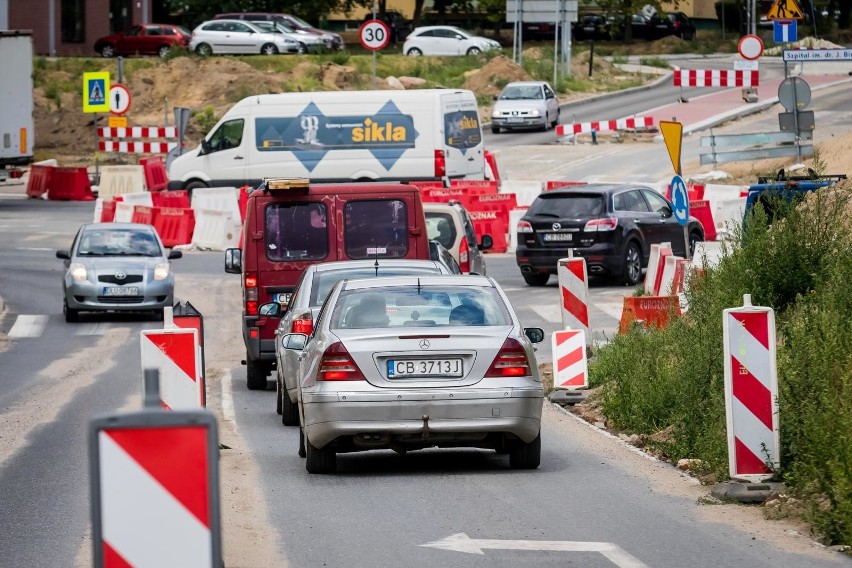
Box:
278;275;545;473
189;19;299;55
491;81;560;133
250;20;326;54
56;223;182;322
273;259;454;426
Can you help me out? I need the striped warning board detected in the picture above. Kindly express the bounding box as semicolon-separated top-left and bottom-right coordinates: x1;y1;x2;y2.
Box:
673;69;759;87
722;296;780;481
140;328;203;409
556;116;653;137
557;257;591;345
551;329;588;389
89;388;222;568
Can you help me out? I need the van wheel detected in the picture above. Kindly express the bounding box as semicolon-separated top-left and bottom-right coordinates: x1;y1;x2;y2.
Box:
522;272;550;286
260;43;279;55
246;360;268;390
195;43;212;56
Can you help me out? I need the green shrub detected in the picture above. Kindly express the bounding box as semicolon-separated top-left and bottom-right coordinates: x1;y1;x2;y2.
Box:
192;106;218;133
638;57;670;69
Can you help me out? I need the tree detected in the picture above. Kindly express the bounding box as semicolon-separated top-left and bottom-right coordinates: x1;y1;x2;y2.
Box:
158;0;372;27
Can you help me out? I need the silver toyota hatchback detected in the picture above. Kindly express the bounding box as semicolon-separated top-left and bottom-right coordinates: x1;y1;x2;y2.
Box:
280;275;545;474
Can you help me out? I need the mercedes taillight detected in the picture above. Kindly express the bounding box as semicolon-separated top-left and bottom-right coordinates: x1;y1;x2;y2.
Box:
434;150;446;178
291;317;313;335
317;342;365;381
485;338;532;377
245;272;258;315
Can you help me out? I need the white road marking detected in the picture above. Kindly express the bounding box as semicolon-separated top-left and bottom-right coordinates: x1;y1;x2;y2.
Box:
75;322;110;336
596;301;626;320
421;533;650;568
529;304;561;323
221;370;235;423
8;315;48;338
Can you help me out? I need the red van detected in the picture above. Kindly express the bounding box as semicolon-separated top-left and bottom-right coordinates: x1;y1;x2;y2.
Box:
225;178;430;389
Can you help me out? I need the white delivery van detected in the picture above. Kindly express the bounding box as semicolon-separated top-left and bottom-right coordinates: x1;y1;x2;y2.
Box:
167;89;486;190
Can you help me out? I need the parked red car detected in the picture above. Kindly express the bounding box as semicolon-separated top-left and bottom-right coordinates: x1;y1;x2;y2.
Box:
94;24;191;58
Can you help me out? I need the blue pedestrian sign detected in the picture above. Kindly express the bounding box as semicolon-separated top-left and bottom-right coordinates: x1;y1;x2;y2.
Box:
774;20;797;43
82;72;110;113
671;175;690;227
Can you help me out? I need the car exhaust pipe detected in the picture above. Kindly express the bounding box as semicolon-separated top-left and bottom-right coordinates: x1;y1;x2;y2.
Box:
520;266;532;273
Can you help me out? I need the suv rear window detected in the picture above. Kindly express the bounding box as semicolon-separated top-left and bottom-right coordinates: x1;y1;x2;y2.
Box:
425;212;457;249
528;193;604;218
344;200;408;259
265;202;328;261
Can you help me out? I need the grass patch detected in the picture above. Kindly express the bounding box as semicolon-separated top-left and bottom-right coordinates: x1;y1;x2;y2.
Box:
638;57;670;68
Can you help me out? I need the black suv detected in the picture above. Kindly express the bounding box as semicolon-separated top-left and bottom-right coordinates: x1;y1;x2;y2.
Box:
648;12;697;40
515;184;704;286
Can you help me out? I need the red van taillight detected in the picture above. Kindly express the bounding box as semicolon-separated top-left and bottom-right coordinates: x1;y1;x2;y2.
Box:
459;237;471;273
317;342;365;381
245;272;258;315
291;317;313;335
434;150;446;178
485;338;532;377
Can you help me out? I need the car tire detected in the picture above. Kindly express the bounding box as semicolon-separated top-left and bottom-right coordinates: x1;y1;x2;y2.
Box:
298;43;308;54
63;299;79;323
276;377;283;415
522;272;550;286
298;427;306;458
100;44;116;58
509;432;541;469
246;359;268;390
281;395;299;426
689;231;703;257
305;438;336;473
551;110;560;128
467;47;482;56
260;43;279;55
491;125;500;134
406;47;422;56
158;45;170;58
622;240;643;286
195;43;212;56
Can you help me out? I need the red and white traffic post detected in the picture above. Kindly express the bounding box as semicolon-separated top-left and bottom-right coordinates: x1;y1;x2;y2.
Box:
140;306;204;409
722;294;780;481
551;330;588;389
90;369;222;567
556;254;591;345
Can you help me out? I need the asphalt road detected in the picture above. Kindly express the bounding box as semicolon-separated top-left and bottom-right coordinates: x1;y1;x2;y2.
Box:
1;80;850;567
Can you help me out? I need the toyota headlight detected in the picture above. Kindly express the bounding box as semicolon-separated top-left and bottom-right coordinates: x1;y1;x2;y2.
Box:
69;263;88;282
154;263;170;281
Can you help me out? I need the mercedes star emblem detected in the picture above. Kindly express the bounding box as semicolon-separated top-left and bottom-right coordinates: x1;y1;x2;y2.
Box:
419;339;431;350
114;271;126;280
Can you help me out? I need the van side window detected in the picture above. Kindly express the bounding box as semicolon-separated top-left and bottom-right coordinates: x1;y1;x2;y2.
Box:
207;119;245;153
265;202;329;261
344;199;408;259
444;110;482;150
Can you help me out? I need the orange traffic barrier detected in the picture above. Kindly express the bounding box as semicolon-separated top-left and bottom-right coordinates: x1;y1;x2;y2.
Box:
155;207;196;247
468;209;508;253
26;164;53;199
689;200;717;241
47;167;94;201
139;156;169;192
545;180;586;191
420;187;474;208
131;205;159;226
408;181;445;190
652;247;673;296
472;192;518;217
484;150;501;182
101;199;117;222
666;183;704;202
619;295;681;334
449;180;499;194
150;190;190;209
238;185;251;223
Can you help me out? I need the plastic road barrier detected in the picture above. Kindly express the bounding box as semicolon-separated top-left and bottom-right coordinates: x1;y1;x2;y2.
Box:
97;165;147;199
689;200;717;241
26;163;53;198
191;209;241;251
551;329;588;389
113;202;135;223
151;190;191;209
644;242;672;296
673;69;759;87
467;209;507;253
190;187;240;223
47;167;95;201
557;256;590;345
155;208;195;248
139;155;170;191
722;294;780;481
619;295;681;334
555;116;653;137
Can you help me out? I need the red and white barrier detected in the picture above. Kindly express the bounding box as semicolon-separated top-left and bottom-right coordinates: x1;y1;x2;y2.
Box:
97;165;147;198
97;126;178;154
551;329;588;389
140;324;203;410
644;242;672;295
722;295;780;481
557;256;591;344
113;201;135;223
556;116;654;137
673;69;759;87
657;255;691;296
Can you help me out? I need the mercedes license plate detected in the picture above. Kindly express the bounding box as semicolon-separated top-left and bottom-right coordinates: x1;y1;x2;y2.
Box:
387;358;463;378
543;233;573;242
103;287;139;296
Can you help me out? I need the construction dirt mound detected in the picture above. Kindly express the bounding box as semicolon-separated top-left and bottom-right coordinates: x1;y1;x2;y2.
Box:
463;55;533;97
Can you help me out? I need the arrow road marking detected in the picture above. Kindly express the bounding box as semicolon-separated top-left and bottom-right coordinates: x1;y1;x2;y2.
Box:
421;533;650;568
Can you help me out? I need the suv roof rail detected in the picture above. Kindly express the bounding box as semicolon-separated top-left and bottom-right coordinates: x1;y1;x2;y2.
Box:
758;168;848;184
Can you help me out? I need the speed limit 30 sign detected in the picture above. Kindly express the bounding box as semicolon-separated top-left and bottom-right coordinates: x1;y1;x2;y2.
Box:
360;19;390;51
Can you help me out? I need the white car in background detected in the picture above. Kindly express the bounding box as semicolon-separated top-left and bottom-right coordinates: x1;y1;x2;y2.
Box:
491;81;560;133
403;25;501;56
190;19;299;55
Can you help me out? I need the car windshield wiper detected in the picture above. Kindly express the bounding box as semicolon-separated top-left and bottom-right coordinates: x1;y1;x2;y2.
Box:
78;251;104;256
113;252;151;256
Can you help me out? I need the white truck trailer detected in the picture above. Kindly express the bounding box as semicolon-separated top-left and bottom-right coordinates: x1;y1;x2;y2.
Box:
0;30;34;183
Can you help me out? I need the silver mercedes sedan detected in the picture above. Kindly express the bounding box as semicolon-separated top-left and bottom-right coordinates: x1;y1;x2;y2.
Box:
56;223;182;322
280;275;545;474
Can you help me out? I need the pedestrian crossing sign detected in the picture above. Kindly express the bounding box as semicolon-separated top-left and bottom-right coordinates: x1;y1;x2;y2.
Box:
767;0;803;20
82;72;110;113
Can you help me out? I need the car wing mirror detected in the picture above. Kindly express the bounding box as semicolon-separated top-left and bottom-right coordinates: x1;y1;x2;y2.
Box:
259;302;282;317
200;139;211;155
660;206;673;218
168;250;183;260
56;250;70;260
284;333;308;350
479;234;493;251
524;327;545;344
492;94;499;101
224;248;242;273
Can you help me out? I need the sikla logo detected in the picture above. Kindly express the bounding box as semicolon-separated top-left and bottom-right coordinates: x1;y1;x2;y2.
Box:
352;118;409;142
458;115;479;129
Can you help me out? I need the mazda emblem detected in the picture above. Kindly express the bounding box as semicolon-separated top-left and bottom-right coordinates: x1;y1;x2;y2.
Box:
114;271;126;280
552;222;561;230
419;339;430;350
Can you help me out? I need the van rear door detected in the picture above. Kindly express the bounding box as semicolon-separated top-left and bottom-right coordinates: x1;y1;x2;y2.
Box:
440;92;485;180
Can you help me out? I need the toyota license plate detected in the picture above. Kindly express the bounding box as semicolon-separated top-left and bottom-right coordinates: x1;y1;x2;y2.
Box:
543;233;573;242
387;358;463;378
103;287;139;296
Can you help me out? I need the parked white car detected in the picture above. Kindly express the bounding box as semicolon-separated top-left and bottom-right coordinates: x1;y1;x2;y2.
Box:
190;19;299;55
403;25;501;56
491;81;560;133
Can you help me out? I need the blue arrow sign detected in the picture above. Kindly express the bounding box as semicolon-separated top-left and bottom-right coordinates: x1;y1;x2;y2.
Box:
774;20;797;43
671;175;690;227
